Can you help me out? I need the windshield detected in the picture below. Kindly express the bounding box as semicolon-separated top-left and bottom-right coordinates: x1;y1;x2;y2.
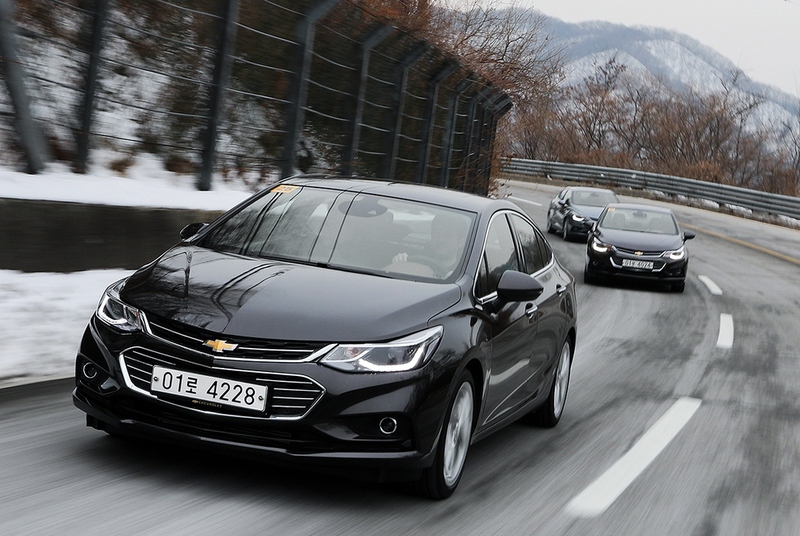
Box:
199;184;477;282
599;207;678;234
571;190;619;207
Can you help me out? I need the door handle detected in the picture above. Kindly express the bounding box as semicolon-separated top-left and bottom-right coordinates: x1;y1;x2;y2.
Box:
556;285;568;296
525;303;538;319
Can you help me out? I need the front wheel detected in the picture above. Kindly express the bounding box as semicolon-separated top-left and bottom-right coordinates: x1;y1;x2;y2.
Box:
417;370;475;500
528;339;572;428
546;211;556;234
584;267;597;285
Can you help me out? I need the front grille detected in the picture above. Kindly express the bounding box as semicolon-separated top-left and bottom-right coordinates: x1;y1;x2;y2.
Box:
145;316;331;362
121;346;325;420
613;246;665;257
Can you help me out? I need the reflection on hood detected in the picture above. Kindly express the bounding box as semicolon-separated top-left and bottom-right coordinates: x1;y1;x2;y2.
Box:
122;246;461;342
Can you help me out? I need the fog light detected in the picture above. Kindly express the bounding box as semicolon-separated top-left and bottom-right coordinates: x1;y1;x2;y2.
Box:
379;417;398;435
82;362;99;381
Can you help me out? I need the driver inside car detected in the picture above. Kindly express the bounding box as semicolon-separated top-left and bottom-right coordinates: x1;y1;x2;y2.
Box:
392;211;471;279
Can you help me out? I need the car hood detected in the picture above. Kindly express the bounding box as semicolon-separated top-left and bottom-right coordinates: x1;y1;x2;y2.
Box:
571;204;605;220
121;246;461;342
597;229;684;251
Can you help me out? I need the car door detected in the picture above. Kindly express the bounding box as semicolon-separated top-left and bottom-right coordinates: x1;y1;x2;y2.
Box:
475;213;540;426
509;213;568;399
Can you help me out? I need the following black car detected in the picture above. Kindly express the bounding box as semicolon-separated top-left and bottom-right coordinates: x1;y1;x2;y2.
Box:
73;175;578;499
547;186;620;241
584;202;695;292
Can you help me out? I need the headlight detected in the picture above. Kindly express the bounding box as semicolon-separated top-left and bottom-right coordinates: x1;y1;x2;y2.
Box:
321;326;443;373
664;246;686;260
570;213;586;222
96;279;143;332
590;237;611;254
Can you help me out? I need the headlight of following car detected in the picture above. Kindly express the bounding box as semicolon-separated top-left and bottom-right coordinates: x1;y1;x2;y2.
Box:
321;326;443;372
664;246;686;260
590;236;611;253
570;213;586;222
96;279;143;332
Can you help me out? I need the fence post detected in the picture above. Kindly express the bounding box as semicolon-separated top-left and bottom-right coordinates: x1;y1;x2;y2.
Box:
459;86;492;190
74;0;109;174
339;24;393;177
380;41;429;180
0;0;51;173
438;76;473;187
197;0;240;191
415;61;456;184
280;0;341;178
479;96;511;194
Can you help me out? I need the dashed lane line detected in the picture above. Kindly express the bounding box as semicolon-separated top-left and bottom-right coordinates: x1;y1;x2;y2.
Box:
564;397;703;518
698;275;723;295
717;313;734;349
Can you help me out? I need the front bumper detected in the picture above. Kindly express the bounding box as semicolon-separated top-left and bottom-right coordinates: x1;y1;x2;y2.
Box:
586;251;688;283
564;218;594;237
73;317;450;472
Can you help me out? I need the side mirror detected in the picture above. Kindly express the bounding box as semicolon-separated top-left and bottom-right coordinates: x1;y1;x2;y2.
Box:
683;230;696;241
496;270;544;302
180;222;208;240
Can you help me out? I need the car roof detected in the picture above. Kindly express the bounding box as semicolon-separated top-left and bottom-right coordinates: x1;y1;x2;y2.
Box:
604;202;675;215
280;174;518;214
568;186;616;194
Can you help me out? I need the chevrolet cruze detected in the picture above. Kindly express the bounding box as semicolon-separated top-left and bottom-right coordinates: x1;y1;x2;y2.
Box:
584;203;695;292
73;175;577;499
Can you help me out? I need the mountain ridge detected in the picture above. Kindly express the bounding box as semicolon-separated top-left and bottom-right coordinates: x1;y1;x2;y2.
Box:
541;16;799;121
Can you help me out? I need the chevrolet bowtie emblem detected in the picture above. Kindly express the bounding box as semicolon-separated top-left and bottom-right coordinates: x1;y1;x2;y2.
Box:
635;251;643;255
203;339;238;353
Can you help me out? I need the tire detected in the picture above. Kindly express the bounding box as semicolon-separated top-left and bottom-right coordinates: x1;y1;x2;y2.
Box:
672;280;685;293
546;211;556;234
417;370;475;500
584;267;597;285
529;339;572;428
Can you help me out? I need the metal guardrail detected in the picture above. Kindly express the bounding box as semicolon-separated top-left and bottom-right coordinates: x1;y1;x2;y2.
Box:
502;159;800;222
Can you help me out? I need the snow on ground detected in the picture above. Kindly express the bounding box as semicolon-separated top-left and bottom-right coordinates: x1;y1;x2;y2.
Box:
0;155;253;387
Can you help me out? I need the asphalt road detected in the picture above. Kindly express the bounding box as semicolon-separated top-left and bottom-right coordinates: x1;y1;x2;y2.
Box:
2;181;799;535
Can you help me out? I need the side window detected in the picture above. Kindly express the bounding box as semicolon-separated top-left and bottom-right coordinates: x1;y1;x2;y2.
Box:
478;215;520;297
535;230;553;268
509;213;546;274
475;253;490;298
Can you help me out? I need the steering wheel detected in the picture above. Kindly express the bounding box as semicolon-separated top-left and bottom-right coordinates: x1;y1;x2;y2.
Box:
407;254;448;277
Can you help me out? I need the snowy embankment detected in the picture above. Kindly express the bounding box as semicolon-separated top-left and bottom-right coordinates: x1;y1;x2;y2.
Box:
0;156;252;387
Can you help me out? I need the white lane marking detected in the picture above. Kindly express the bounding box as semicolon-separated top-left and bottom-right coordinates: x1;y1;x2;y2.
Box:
564;397;702;518
508;196;542;207
717;313;734;349
698;275;723;296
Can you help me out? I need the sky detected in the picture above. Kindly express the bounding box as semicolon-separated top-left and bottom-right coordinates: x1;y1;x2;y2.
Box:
520;0;800;97
0;157;253;387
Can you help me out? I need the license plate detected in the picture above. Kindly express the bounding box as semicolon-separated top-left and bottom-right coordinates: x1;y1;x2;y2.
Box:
622;259;654;270
151;366;267;412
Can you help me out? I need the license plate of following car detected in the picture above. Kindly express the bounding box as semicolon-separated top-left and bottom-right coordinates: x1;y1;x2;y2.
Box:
151;365;267;412
622;259;654;270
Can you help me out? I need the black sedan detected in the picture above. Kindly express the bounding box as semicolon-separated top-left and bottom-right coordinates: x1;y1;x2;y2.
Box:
584;203;696;292
73;175;577;499
546;186;619;241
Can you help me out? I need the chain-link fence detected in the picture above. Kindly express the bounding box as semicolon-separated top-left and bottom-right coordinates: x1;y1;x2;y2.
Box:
0;0;510;194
